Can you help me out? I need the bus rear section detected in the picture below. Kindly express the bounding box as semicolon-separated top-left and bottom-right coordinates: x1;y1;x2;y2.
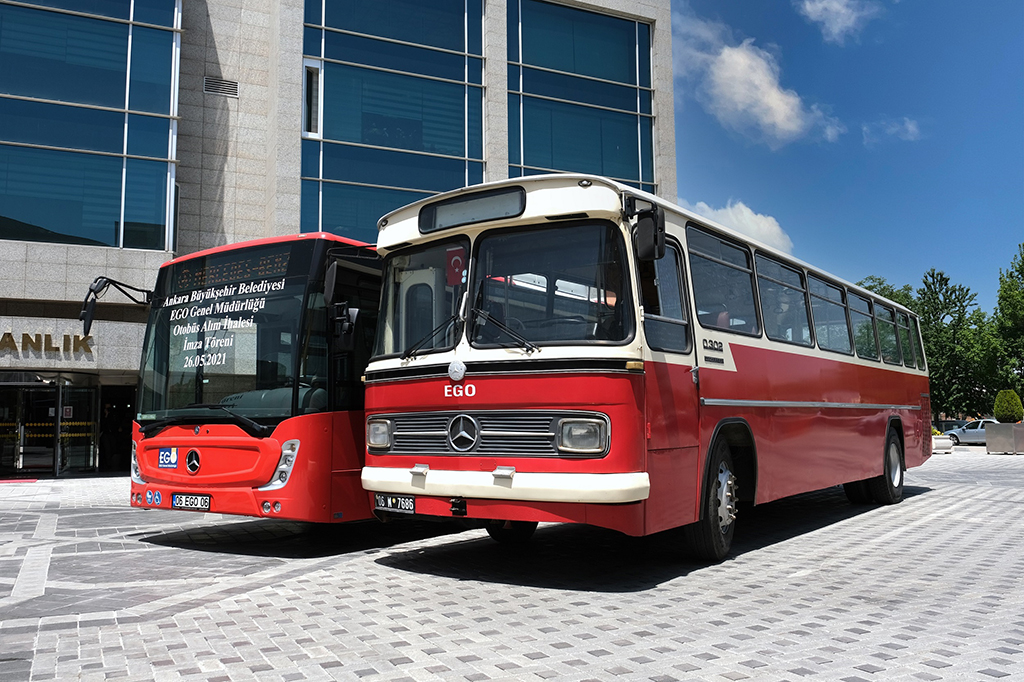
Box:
361;175;930;560
130;234;380;523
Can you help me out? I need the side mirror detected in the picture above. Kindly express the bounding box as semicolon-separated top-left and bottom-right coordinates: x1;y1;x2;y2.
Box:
634;205;666;261
330;302;359;351
324;261;338;306
80;297;97;336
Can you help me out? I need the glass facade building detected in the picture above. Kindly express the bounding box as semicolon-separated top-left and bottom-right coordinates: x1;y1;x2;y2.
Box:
0;0;179;250
300;0;484;244
508;0;655;193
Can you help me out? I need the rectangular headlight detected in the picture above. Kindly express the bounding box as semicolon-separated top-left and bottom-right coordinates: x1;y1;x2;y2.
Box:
366;419;392;448
557;419;607;454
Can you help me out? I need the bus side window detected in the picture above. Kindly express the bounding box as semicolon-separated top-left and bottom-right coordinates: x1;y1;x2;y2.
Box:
638;243;690;353
911;316;926;370
686;226;760;336
808;275;852;354
755;254;812;347
875;304;902;365
896;312;916;368
848;292;879;361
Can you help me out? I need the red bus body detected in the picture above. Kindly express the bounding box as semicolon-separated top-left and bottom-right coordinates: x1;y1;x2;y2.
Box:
360;176;931;552
129;233;380;523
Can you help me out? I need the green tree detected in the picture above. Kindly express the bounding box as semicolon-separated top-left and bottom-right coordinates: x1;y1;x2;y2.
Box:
856;275;916;311
993;389;1023;423
994;243;1024;397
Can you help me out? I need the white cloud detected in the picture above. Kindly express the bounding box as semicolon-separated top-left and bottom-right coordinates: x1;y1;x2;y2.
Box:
862;117;922;146
673;7;845;149
679;198;795;254
795;0;882;44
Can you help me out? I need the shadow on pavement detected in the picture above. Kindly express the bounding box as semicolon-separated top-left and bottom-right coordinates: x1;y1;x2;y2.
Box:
141;517;465;559
373;484;932;593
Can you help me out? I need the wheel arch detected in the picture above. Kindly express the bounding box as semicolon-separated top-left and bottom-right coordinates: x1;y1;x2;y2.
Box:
885;415;906;470
699;418;758;519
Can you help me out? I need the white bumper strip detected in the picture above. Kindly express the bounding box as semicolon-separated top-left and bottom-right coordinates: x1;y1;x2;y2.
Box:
362;467;650;504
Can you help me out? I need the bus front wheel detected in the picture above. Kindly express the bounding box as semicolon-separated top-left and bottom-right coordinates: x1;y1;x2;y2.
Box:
684;439;737;562
486;520;538;544
867;430;904;505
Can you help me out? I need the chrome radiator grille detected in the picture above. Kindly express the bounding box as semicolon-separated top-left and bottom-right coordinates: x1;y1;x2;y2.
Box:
376;410;609;457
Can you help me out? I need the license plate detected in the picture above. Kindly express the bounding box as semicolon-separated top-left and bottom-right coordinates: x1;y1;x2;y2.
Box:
171;493;211;511
374;493;415;514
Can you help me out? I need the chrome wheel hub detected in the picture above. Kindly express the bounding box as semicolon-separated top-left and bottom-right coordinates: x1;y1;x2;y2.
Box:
888;442;902;487
715;462;738;532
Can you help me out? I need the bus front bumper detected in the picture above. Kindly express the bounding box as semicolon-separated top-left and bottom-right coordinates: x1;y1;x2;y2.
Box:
361;466;650;504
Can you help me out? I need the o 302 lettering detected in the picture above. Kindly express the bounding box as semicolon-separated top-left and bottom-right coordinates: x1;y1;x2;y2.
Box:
702;339;724;352
444;384;476;398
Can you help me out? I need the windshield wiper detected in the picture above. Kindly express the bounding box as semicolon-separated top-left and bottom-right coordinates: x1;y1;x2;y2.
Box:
401;313;461;359
470;307;539;354
140;403;273;439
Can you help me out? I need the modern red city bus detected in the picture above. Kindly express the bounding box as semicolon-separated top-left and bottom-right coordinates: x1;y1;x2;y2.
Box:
360;175;931;560
84;233;381;523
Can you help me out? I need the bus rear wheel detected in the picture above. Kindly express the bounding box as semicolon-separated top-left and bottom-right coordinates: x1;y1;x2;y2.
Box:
486;520;538;544
867;430;904;505
683;439;737;562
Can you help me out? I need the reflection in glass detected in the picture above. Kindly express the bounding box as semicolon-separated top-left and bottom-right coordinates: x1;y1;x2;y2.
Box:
129;26;173;114
0;144;121;246
0;97;122;153
320;182;429;242
322;141;466;192
522;97;638;179
0;4;128;107
122;158;167;250
521;0;635;84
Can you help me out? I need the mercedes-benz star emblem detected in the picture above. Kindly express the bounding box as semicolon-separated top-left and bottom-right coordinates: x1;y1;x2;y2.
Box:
185;449;201;474
448;359;467;382
447;414;479;452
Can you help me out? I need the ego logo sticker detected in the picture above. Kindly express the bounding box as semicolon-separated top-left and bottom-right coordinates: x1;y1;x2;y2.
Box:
702;339;724;352
158;447;179;469
444;384;476;398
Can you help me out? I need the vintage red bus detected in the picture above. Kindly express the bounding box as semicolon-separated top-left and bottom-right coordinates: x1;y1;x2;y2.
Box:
94;233;381;523
360;174;931;560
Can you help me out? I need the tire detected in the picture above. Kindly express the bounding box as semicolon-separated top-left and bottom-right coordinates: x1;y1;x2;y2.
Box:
843;479;873;504
949;434;959;446
682;439;738;562
485;520;538;544
867;430;904;505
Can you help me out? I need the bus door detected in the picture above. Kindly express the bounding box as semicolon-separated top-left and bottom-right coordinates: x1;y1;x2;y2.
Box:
637;240;701;532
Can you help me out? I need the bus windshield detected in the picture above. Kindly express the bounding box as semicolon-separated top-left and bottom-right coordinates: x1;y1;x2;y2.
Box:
469;223;632;347
138;241;323;426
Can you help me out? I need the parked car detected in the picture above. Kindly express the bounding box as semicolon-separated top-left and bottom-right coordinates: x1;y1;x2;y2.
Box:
944;419;998;445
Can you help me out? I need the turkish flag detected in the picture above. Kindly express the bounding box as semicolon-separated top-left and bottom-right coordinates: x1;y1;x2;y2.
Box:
446;246;466;286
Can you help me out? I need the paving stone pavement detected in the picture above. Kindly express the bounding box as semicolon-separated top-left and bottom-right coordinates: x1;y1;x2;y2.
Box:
1;450;1023;682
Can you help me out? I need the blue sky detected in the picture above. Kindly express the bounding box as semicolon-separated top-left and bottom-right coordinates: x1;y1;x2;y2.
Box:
671;0;1023;313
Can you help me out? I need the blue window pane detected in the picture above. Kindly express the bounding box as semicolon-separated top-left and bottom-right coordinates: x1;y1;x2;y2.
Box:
521;0;635;84
321;182;430;242
468;161;483;186
522;67;637;112
640;116;653;183
522;97;639;181
301;138;320;178
127;113;169;158
507;0;519;62
522;166;548;177
639;89;652;115
304;0;321;25
322;63;465;157
304;27;320;57
301;179;320;233
638;22;651;88
123;158;167;249
133;0;175;26
508;64;520;92
508;94;521;165
325;31;464;81
129;27;172;113
641;183;656;194
322;142;466;193
467;86;482;159
20;0;129;20
467;0;482;55
467;57;482;85
325;0;463;52
0;97;122;153
0;144;121;246
508;165;522;178
0;5;128;107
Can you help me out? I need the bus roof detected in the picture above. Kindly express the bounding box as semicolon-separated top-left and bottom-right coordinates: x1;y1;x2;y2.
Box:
159;232;374;270
377;173;918;317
